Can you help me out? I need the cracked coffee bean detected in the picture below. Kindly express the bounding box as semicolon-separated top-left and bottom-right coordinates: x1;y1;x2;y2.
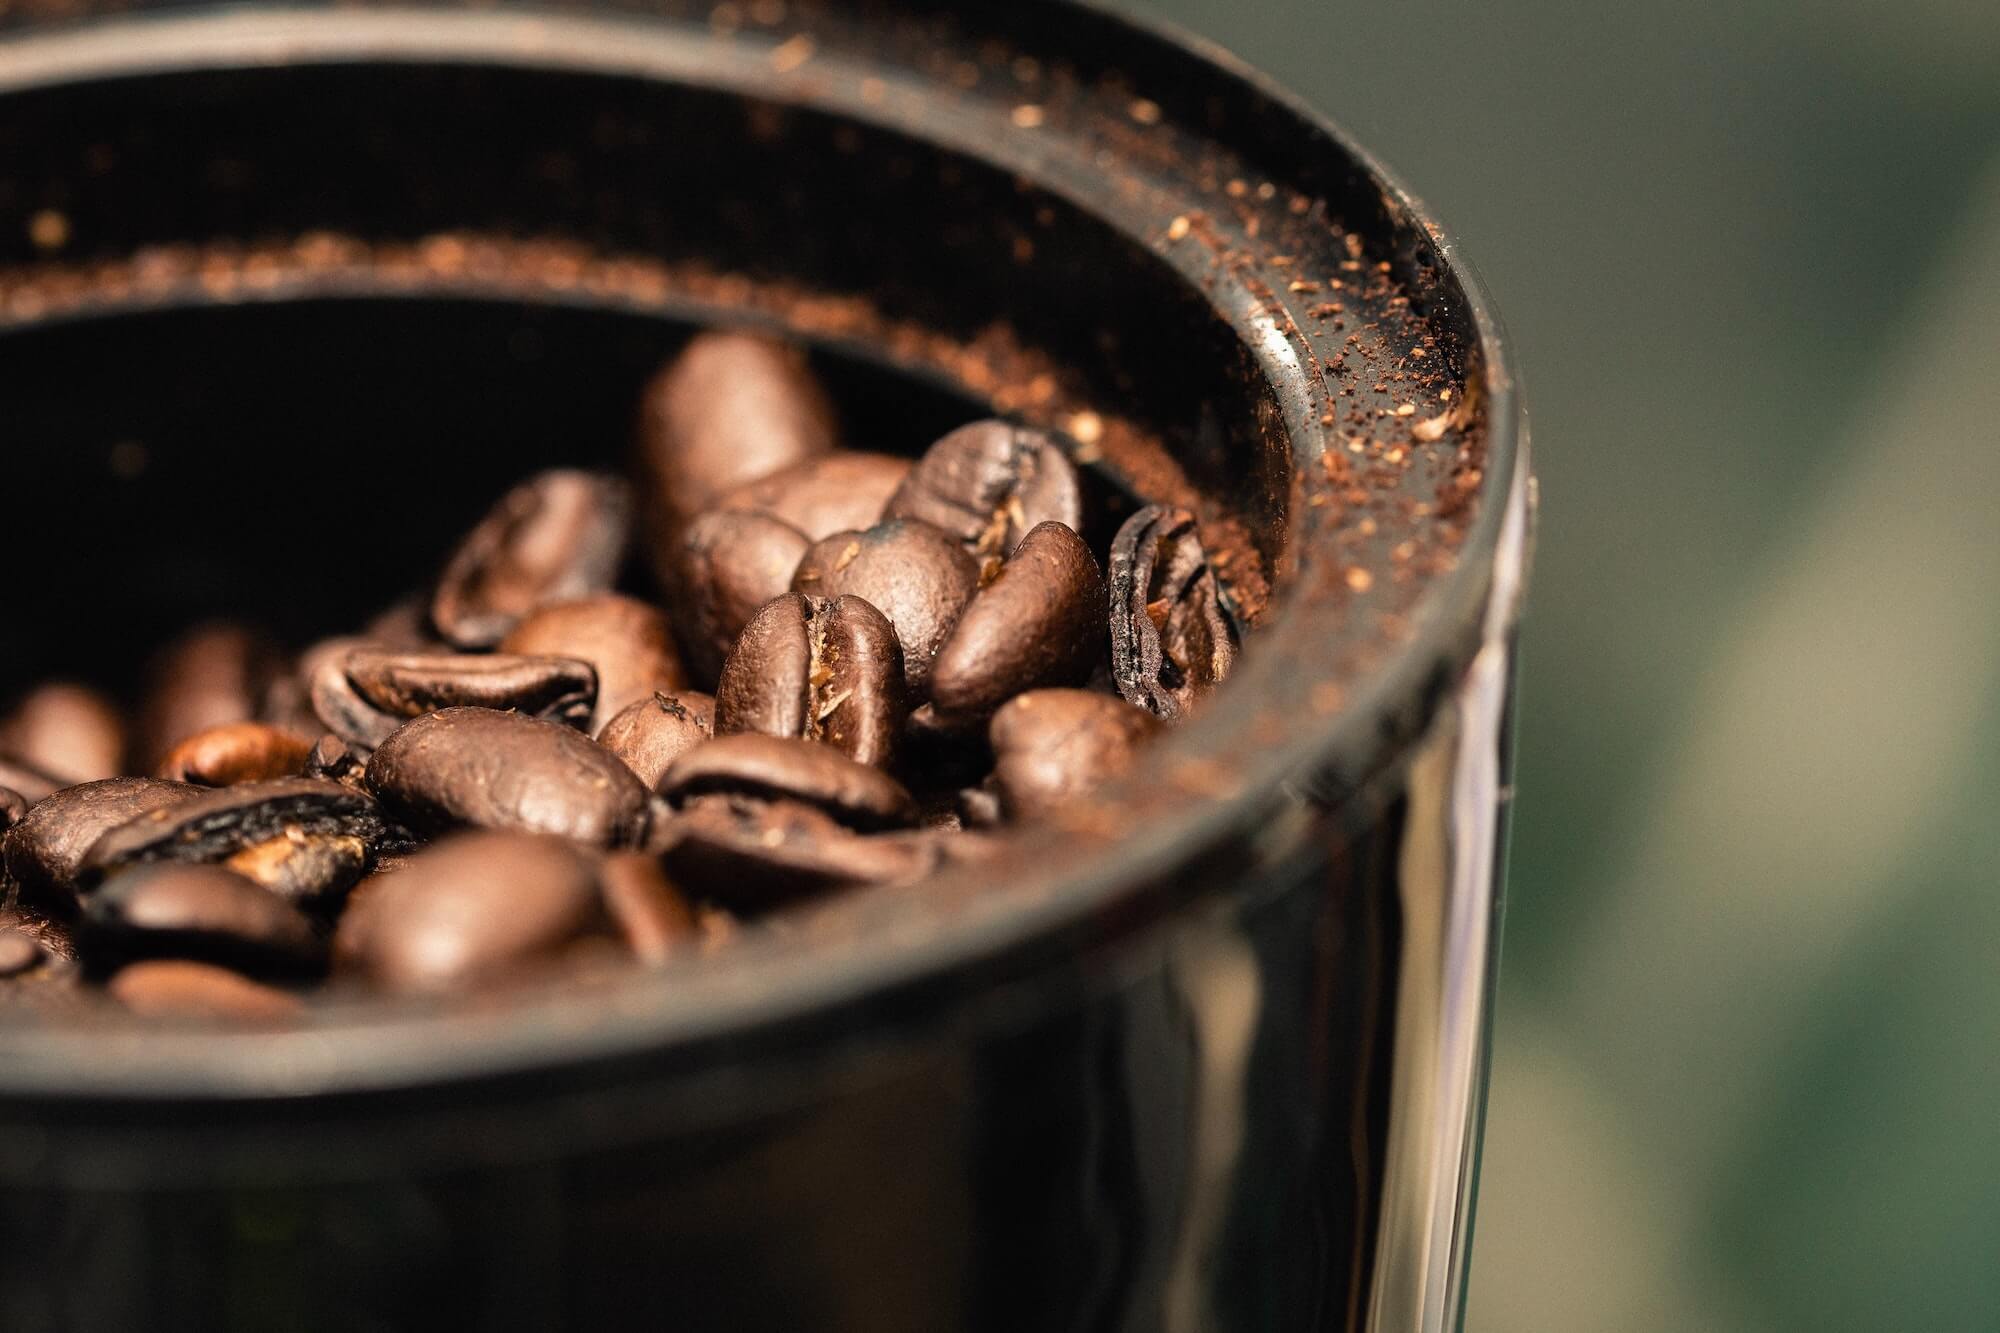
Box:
885;419;1084;560
3;778;202;905
1107;505;1240;720
715;593;906;768
430;469;632;649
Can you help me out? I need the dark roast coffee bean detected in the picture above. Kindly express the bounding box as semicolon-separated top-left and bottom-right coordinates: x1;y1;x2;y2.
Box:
929;522;1107;725
107;960;302;1022
136;623;286;770
156;721;314;786
637;330;837;526
83;863;323;976
0;929;44;977
596;691;714;789
791;519;980;693
430;469;632;649
598;851;698;964
224;830;374;905
659;734;917;831
718;452;912;540
988;689;1164;820
499;594;686;732
3;778;202;903
313;648;597;749
333;831;605;993
79;777;387;893
0;786;27;832
659;795;933;910
0;682;125;784
676;509;812;683
1108;505;1240;720
715;593;907;768
0;757;64;806
885;420;1084;560
365;708;651;847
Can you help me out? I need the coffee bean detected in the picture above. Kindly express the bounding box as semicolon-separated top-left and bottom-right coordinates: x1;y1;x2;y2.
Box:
637;330;837;527
1108;505;1240;720
716;593;907;767
136;623;287;770
83;863;323;976
500;594;686;732
365;707;651;847
675;509;812;683
928;521;1107;726
107;960;303;1022
988;689;1164;820
596;691;714;789
0;682;125;784
0;786;27;832
885;420;1084;560
0;757;64;806
0;929;44;977
156;721;314;786
659;733;917;830
332;831;606;993
791;519;980;693
313;648;597;749
659;795;933;910
430;469;632;649
78;777;387;895
3;778;202;904
718;452;912;540
598;851;698;964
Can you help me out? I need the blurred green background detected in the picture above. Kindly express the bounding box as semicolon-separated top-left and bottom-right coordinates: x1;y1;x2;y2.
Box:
1114;1;2000;1328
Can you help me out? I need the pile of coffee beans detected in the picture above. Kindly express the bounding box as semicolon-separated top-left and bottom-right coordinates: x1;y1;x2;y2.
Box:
0;330;1240;1020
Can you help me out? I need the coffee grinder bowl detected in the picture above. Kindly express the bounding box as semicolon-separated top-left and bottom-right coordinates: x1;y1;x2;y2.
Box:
0;2;1530;1328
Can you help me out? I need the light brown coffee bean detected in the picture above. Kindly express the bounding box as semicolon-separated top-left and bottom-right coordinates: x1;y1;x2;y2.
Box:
598;851;698;964
108;960;303;1022
500;594;686;732
0;682;126;784
596;691;714;790
156;721;314;786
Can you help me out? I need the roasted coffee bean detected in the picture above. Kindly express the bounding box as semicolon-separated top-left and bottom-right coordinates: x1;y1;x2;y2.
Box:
224;830;374;905
675;509;813;683
637;330;837;526
79;777;386;895
957;781;1005;830
596;691;714;789
1108;505;1240;720
333;832;606;993
500;594;686;732
3;778;202;903
929;522;1107;725
0;682;125;784
108;960;303;1022
988;689;1164;820
718;452;912;540
313;648;597;749
885;419;1084;559
660;795;933;910
136;623;287;770
599;851;698;964
0;929;44;977
791;519;980;693
430;469;632;649
156;721;314;786
0;786;27;832
365;708;651;847
659;734;917;830
83;863;323;976
0;757;64;806
716;593;906;767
